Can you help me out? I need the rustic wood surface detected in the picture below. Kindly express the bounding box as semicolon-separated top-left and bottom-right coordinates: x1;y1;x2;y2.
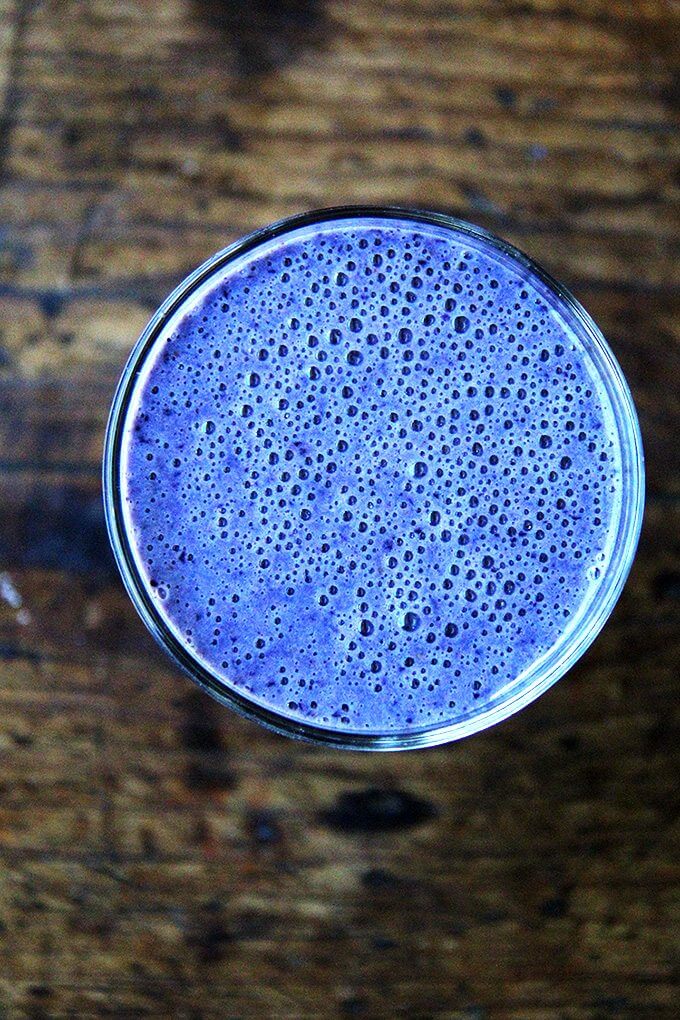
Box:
0;1;678;1016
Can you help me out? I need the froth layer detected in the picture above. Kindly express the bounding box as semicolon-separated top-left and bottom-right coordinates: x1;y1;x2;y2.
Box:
120;215;624;736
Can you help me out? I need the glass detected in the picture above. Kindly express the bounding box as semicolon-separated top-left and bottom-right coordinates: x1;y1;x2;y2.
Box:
103;207;644;750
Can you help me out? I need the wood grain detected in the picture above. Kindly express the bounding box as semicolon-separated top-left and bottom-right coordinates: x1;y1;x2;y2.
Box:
0;0;678;1017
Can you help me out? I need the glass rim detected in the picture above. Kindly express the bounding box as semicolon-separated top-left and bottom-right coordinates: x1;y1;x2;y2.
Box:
103;205;645;751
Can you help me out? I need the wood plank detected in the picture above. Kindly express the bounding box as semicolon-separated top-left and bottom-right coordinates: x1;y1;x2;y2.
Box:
0;0;678;1013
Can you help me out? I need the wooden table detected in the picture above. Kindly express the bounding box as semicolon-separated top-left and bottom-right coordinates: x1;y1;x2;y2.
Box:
0;1;678;1016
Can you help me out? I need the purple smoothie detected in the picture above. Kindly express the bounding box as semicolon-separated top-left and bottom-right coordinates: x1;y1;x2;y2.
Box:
110;210;643;744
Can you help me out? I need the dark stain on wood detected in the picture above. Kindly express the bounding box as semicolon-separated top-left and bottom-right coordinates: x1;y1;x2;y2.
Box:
193;0;331;77
658;76;680;117
246;808;283;846
186;901;233;964
0;642;43;662
644;718;679;755
11;731;33;746
139;825;159;861
339;996;370;1017
360;868;401;891
321;788;438;833
37;291;66;319
180;690;224;753
558;732;582;752
464;127;487;149
183;747;236;793
62;123;84;149
0;484;116;581
539;894;569;919
652;569;680;601
494;85;517;109
185;757;235;792
212;115;244;154
28;985;51;1000
180;690;236;792
591;995;631;1014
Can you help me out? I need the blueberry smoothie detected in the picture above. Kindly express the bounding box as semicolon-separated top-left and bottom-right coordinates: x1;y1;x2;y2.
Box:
105;209;643;747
